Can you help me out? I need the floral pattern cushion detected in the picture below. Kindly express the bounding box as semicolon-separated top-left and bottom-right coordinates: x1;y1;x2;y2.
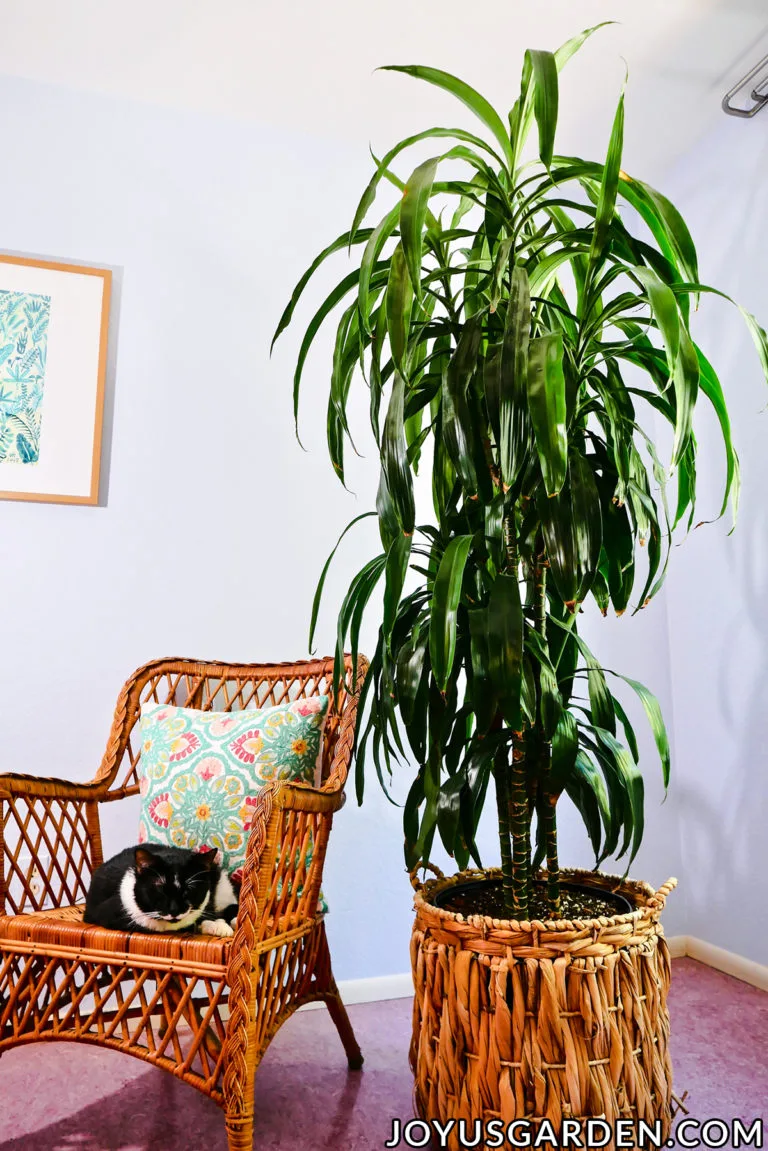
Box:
137;696;330;884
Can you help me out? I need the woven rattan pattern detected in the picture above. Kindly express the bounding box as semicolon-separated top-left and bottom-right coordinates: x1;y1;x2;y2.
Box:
0;656;366;1151
410;867;677;1151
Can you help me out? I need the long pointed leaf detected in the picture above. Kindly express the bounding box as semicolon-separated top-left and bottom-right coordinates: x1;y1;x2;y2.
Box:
401;157;440;297
380;65;514;169
359;206;400;334
380;373;415;535
528;332;568;495
487;573;524;727
383;532;413;643
272;228;373;351
613;673;671;789
386;243;414;379
500;265;531;486
590;89;624;267
527;49;558;168
429;534;473;691
309;511;377;652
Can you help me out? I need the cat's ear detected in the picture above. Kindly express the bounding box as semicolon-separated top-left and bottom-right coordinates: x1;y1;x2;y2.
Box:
134;847;161;873
194;848;217;871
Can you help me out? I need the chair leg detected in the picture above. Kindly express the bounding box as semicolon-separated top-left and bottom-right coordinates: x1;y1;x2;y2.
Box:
225;1114;255;1151
222;991;259;1151
324;978;364;1070
313;920;364;1069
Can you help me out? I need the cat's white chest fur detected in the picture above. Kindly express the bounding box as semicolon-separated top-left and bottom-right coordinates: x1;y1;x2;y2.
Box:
119;870;208;932
199;871;238;937
118;865;237;936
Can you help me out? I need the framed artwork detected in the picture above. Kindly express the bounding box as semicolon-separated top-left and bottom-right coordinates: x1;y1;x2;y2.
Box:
0;254;111;505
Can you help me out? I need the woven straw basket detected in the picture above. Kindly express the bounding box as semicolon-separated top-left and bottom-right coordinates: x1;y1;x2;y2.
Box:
409;866;677;1151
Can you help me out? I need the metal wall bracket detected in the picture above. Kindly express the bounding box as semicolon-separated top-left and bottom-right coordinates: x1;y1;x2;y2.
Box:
723;52;768;117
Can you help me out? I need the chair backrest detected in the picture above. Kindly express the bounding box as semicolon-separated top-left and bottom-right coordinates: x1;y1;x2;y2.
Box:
96;656;354;801
0;657;362;916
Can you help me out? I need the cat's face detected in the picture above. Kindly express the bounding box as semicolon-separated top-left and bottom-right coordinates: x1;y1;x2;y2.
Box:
133;848;213;923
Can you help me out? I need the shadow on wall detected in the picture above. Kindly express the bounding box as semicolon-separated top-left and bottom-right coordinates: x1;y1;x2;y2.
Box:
675;496;768;961
663;110;768;965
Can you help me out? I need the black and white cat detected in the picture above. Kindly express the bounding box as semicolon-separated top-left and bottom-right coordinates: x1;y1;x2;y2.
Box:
84;844;239;937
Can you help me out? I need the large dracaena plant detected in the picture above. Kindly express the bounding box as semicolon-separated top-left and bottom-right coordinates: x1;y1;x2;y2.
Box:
273;27;768;917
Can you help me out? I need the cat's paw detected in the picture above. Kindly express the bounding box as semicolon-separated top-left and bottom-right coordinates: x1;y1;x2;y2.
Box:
199;918;235;938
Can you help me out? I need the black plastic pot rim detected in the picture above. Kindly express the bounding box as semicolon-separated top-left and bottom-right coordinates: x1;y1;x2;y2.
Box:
430;873;634;916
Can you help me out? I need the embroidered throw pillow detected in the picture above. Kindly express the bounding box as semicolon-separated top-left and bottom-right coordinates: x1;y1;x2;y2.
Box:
137;696;329;890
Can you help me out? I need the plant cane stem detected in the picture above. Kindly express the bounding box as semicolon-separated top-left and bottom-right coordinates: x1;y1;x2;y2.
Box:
533;553;561;916
492;744;515;914
509;741;530;916
500;510;530;917
542;796;561;914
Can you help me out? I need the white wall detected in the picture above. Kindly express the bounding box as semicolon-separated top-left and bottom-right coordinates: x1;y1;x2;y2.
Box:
661;114;768;966
0;0;765;976
0;75;412;982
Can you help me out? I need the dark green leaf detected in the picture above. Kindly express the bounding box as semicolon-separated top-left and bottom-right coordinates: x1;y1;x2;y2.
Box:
397;627;430;761
526;49;558;168
383;532;412;643
567;751;611;861
614;673;671;789
594;727;644;865
442;318;482;495
293;266;385;439
528;332;568;496
571;452;603;600
468;607;494;734
526;629;562;739
550;708;578;794
309;511;377;652
499;265;531;486
613;697;639;764
334;556;387;692
380;373;415;535
487;573;524;727
429;535;473;691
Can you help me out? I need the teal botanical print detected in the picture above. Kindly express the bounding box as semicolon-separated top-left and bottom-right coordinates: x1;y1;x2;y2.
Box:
0;290;51;465
137;697;329;881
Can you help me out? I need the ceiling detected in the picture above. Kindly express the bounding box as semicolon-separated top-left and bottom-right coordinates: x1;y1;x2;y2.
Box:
0;0;765;175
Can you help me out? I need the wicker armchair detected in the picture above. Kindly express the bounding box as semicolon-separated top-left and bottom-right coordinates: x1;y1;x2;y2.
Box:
0;655;366;1151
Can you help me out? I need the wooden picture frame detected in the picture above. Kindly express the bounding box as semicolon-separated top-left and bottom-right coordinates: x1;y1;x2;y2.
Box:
0;254;111;505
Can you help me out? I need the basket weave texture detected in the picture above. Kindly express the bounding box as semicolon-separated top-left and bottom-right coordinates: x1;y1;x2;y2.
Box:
410;866;677;1150
0;655;366;1151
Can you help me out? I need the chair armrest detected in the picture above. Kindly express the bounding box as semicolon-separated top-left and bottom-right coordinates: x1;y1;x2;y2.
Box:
0;772;103;914
0;770;104;801
229;779;341;951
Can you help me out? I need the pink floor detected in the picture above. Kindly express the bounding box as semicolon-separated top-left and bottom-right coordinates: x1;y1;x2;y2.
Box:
1;958;765;1150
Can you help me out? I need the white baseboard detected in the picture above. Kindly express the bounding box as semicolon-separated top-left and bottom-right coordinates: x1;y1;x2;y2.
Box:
301;971;413;1011
667;934;688;959
670;934;768;993
336;972;414;1004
